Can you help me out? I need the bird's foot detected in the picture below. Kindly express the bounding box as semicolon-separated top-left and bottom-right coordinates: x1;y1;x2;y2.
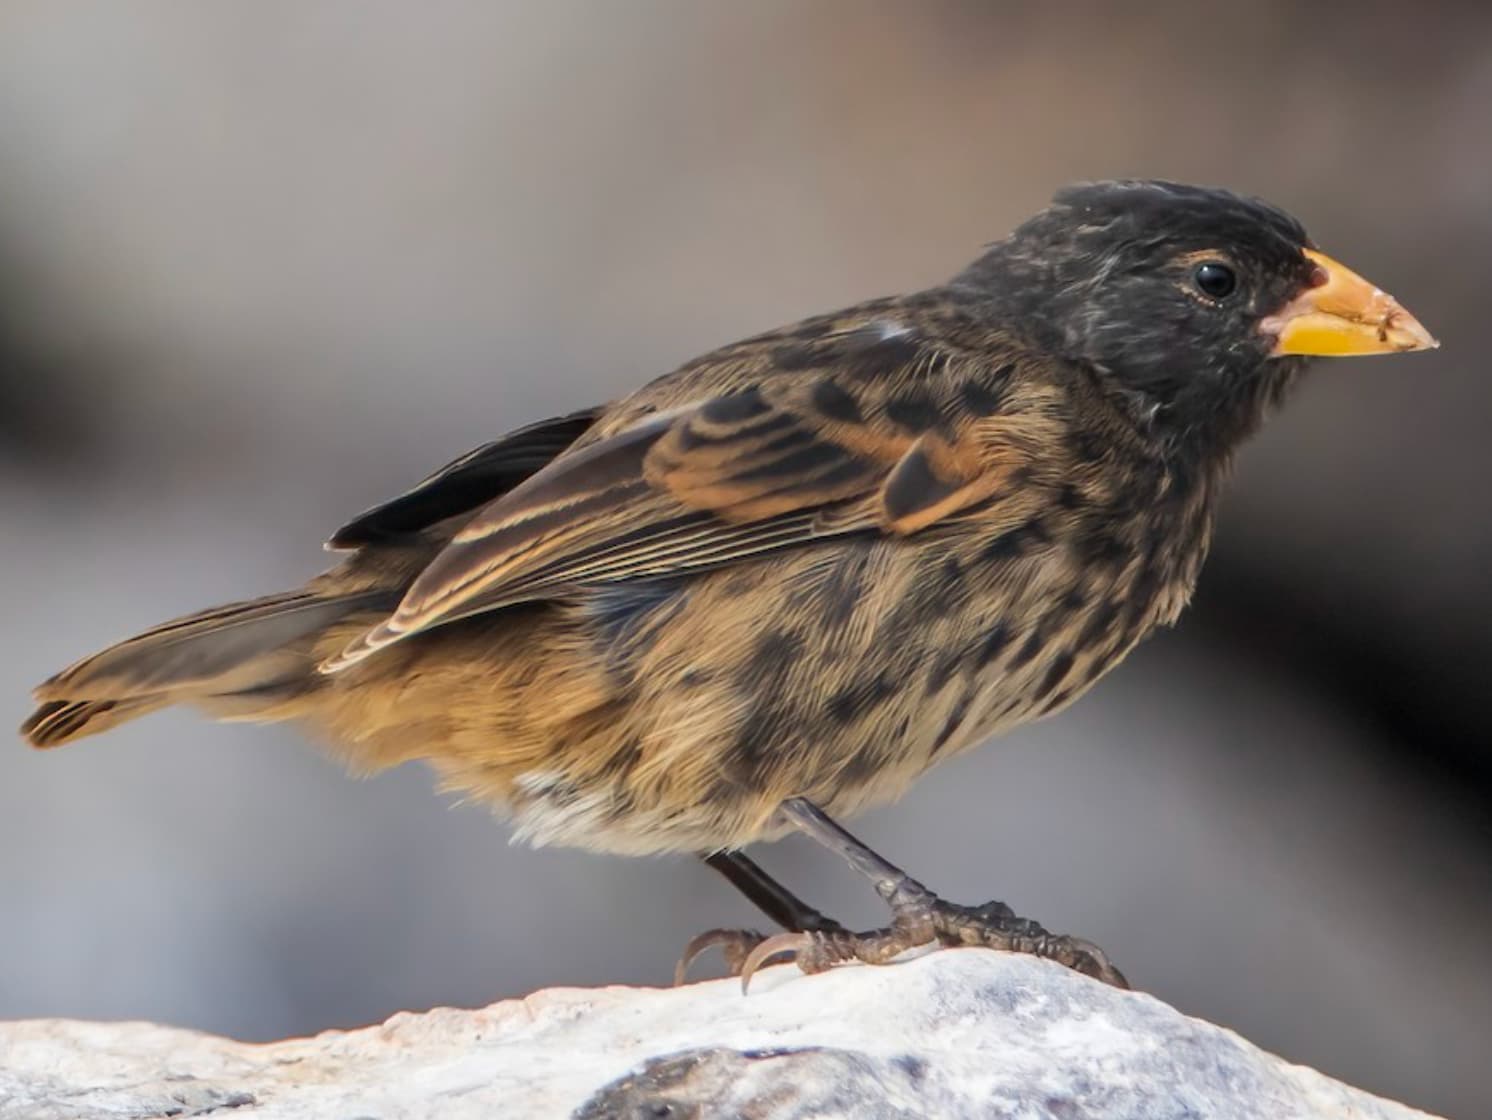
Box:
736;888;1128;992
675;912;852;986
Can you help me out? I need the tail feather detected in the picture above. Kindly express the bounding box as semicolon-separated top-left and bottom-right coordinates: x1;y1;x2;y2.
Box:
35;591;394;702
21;697;169;749
21;588;398;748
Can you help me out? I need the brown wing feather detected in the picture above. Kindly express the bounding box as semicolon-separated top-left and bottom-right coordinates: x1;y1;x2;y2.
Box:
322;323;1045;672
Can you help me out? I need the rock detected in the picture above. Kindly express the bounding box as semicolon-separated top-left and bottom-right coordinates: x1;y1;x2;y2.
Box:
0;950;1440;1120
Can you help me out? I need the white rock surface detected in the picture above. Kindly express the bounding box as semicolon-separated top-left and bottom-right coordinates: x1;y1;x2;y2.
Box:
0;950;1441;1120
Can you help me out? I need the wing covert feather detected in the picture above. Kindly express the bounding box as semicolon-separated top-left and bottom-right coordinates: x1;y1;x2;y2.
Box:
322;326;1053;671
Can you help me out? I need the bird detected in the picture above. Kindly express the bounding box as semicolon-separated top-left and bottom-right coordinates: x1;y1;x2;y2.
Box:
21;180;1437;992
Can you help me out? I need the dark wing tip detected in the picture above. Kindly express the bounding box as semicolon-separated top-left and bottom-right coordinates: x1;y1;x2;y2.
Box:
328;409;601;550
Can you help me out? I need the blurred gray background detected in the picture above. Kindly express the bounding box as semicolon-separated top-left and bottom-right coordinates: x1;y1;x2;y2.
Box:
1;3;1488;1117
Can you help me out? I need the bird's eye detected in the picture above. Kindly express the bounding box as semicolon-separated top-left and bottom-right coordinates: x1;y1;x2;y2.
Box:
1192;261;1237;300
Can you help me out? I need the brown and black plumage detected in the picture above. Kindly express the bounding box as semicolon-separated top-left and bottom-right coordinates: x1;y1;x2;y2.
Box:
22;180;1436;989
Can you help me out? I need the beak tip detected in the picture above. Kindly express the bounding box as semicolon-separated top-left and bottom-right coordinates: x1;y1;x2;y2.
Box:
1392;314;1439;353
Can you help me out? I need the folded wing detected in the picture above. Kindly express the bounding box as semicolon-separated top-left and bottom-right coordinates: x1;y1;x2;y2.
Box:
322;329;1043;672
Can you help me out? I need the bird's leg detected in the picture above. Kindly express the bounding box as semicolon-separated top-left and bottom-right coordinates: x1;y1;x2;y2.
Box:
703;850;844;934
674;850;846;984
736;796;1128;992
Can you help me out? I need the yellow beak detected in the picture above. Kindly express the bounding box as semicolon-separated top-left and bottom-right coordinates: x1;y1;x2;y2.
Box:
1264;248;1438;357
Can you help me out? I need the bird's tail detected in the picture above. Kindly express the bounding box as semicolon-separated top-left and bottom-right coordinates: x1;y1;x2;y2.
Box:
20;588;398;748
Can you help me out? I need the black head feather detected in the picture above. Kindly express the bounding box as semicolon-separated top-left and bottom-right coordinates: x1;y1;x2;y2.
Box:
955;180;1323;460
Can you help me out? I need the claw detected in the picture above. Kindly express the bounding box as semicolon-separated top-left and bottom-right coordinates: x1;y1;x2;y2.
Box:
738;931;811;994
1061;936;1130;990
673;928;764;986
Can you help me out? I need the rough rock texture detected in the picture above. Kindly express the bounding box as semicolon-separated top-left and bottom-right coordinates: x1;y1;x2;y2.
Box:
0;950;1441;1120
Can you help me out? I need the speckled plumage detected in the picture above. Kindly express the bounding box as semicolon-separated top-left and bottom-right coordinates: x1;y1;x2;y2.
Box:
323;307;1220;857
23;181;1435;980
31;291;1222;852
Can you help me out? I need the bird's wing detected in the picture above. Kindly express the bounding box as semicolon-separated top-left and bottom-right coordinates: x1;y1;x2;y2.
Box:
325;408;601;549
323;331;1052;671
